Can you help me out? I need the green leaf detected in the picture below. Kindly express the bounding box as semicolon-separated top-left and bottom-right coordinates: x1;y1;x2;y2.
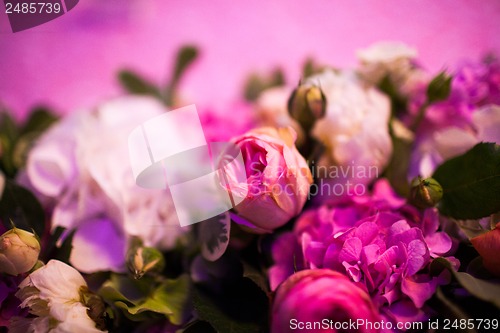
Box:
0;179;45;236
431;258;500;309
378;75;408;117
432;142;500;219
0;108;58;176
164;45;199;106
242;262;270;297
20;107;58;136
99;274;190;325
426;71;452;104
171;46;199;86
243;68;285;101
301;58;324;78
126;275;190;325
0;112;20;177
118;70;162;98
383;120;414;196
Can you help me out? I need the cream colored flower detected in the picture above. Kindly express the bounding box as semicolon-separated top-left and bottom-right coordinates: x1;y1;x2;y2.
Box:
357;41;418;86
12;260;106;333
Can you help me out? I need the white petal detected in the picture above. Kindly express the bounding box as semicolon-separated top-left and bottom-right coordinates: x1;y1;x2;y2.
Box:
473;104;500;143
25;260;86;304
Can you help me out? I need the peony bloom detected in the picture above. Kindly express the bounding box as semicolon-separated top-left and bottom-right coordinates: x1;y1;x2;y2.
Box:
24;96;189;273
270;179;455;324
357;41;418;86
11;260;106;332
0;228;40;276
471;222;500;277
229;127;312;233
306;69;392;187
271;269;380;333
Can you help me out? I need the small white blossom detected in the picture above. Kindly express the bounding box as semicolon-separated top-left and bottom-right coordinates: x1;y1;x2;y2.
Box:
12;260;106;333
357;41;418;86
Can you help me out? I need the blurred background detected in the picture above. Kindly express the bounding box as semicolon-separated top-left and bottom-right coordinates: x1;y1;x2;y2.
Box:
1;0;499;120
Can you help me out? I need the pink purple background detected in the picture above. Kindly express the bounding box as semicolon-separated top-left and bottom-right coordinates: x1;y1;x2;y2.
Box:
1;0;499;120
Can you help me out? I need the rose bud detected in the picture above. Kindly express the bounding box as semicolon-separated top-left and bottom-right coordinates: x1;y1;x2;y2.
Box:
288;85;327;133
229;127;312;233
272;269;380;333
0;227;41;275
471;222;500;277
126;243;165;279
409;176;443;209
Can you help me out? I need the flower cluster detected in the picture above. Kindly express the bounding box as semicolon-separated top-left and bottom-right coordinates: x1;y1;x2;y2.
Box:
0;42;499;333
270;179;456;323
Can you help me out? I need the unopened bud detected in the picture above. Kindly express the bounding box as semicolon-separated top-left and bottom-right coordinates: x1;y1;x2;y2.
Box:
409;176;443;209
288;85;326;132
126;245;165;279
0;227;41;275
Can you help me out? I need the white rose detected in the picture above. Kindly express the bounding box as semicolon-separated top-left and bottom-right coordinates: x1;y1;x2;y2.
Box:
357;41;418;86
11;260;106;333
307;69;392;185
25;96;189;273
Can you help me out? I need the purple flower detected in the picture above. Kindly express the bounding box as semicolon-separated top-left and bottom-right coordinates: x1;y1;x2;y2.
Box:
270;179;456;324
407;57;500;178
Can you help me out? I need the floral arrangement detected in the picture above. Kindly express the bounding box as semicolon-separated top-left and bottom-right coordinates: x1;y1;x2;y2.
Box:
1;42;499;333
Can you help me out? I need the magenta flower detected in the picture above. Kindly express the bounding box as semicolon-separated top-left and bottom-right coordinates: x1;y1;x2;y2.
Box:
270;179;456;324
272;269;380;333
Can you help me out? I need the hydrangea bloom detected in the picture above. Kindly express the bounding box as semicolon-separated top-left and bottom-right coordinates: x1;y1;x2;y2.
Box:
270;179;456;324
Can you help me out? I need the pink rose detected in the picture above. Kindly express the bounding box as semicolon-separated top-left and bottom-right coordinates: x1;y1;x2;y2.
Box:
230;127;312;233
471;222;500;277
272;269;380;333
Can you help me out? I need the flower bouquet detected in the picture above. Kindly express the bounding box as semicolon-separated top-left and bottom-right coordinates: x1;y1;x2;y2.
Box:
1;42;499;332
